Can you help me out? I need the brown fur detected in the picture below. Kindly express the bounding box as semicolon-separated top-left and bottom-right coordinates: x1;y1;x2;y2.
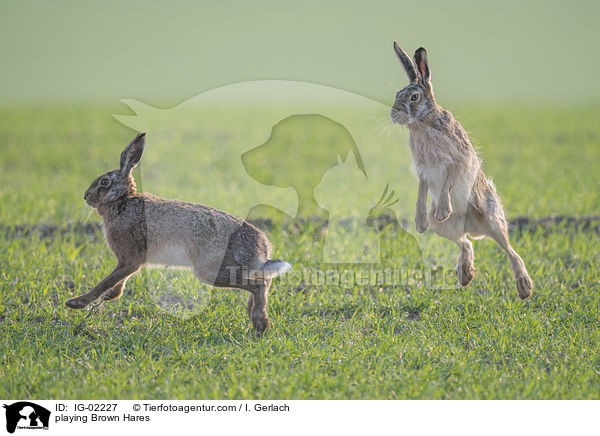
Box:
391;43;533;298
65;133;291;333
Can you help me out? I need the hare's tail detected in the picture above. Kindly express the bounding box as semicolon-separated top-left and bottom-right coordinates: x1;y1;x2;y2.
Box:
256;259;292;279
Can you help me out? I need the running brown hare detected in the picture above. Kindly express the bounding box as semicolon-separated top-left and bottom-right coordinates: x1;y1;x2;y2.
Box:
390;42;532;299
65;133;291;333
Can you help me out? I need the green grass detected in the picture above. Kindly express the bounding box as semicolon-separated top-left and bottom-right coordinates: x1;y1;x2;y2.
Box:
1;104;599;399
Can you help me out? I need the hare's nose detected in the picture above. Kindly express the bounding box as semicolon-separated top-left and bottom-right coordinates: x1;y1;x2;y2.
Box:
83;192;88;200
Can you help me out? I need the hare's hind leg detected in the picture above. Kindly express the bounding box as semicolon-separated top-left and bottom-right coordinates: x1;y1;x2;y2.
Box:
429;211;475;287
246;294;255;318
210;265;271;334
246;279;272;334
456;237;475;286
476;199;532;299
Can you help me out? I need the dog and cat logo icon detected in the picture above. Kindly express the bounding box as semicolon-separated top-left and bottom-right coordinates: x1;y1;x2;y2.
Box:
3;402;50;433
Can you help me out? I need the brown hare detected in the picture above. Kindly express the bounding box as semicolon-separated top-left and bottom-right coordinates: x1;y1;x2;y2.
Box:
65;133;291;333
390;42;532;299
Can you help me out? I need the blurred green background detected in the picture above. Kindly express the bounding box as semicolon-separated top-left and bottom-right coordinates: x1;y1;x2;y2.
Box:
1;0;599;105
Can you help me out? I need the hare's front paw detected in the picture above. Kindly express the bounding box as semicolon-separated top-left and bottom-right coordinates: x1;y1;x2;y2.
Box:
415;210;428;233
65;296;89;309
435;196;452;222
102;286;123;301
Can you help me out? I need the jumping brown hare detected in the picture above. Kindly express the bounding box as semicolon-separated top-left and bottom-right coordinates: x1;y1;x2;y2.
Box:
390;42;532;299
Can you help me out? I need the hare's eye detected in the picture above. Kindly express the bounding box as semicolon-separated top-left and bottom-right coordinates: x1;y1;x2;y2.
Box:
100;178;110;187
411;94;420;102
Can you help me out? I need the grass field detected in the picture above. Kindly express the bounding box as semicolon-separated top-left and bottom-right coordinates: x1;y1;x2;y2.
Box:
1;104;599;399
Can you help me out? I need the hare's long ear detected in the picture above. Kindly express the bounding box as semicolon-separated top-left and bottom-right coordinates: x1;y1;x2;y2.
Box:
393;41;417;83
120;132;146;175
413;47;431;83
